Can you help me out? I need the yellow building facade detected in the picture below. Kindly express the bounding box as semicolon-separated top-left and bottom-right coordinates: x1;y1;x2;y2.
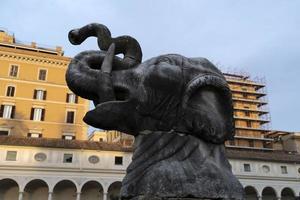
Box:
0;30;89;140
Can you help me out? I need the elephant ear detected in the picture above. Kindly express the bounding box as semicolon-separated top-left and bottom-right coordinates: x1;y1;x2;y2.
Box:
176;74;235;144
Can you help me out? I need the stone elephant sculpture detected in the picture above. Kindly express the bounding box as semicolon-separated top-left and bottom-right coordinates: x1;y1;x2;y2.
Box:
66;23;244;200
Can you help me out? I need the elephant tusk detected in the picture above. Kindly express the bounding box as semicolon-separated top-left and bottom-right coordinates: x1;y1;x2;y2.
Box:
101;43;115;74
97;43;116;103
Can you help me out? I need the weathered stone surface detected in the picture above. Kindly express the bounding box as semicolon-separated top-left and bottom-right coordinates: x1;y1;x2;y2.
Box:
121;132;244;199
66;23;244;200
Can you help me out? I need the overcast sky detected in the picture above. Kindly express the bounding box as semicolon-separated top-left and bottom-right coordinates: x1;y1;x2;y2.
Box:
1;0;299;132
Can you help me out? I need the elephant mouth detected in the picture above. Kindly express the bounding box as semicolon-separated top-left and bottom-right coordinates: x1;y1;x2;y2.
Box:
83;85;131;127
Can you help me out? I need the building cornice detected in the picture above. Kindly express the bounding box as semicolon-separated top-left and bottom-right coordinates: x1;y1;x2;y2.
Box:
0;49;70;67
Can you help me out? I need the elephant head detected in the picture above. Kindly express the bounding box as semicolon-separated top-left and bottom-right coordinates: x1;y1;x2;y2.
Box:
66;23;235;144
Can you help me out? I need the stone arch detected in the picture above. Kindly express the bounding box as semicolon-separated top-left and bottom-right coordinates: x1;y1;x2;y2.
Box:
23;179;49;200
281;187;295;200
0;178;20;200
244;185;259;200
53;179;78;200
81;180;104;200
262;186;277;200
107;181;122;200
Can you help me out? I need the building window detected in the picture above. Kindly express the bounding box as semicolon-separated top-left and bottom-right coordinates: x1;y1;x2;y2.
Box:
281;166;288;174
27;133;42;138
115;156;123;165
246;121;251;127
243;93;248;98
6;86;15;97
6;151;17;161
249;140;254;147
0;130;9;136
245;111;250;117
30;108;45;121
63;153;73;163
33;89;47;100
66;93;78;103
66;111;75;124
9;65;18;77
243;163;251;172
99;138;104;142
0;105;15;119
38;69;47;81
62;135;75;140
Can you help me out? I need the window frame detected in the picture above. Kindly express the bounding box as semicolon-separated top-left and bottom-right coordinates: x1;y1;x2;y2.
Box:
0;104;15;119
280;166;288;174
62;135;75;140
6;85;16;97
0;127;10;136
114;156;123;165
243;163;251;172
30;107;45;121
8;64;19;78
6;151;17;161
27;132;42;138
63;153;73;163
66;93;78;104
37;68;48;81
65;110;76;124
33;89;47;100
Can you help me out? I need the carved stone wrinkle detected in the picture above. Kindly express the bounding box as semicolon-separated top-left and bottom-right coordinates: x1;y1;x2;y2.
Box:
66;23;244;200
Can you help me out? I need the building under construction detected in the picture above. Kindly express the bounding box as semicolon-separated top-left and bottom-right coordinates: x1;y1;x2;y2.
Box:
224;72;273;150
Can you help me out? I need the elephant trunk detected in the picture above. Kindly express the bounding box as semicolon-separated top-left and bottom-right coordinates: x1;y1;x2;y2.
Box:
68;23;142;69
66;50;104;101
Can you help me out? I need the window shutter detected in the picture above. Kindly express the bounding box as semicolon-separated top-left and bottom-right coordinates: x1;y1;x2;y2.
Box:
75;95;78;103
66;93;69;102
33;90;37;99
11;87;15;96
6;87;10;96
41;109;45;121
43;91;47;100
66;112;70;123
0;105;4;117
39;134;42;138
11;106;15;119
30;108;34;120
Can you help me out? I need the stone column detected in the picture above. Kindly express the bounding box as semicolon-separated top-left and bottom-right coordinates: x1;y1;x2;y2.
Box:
18;191;23;200
48;192;53;200
258;196;262;200
76;192;81;200
103;192;108;200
